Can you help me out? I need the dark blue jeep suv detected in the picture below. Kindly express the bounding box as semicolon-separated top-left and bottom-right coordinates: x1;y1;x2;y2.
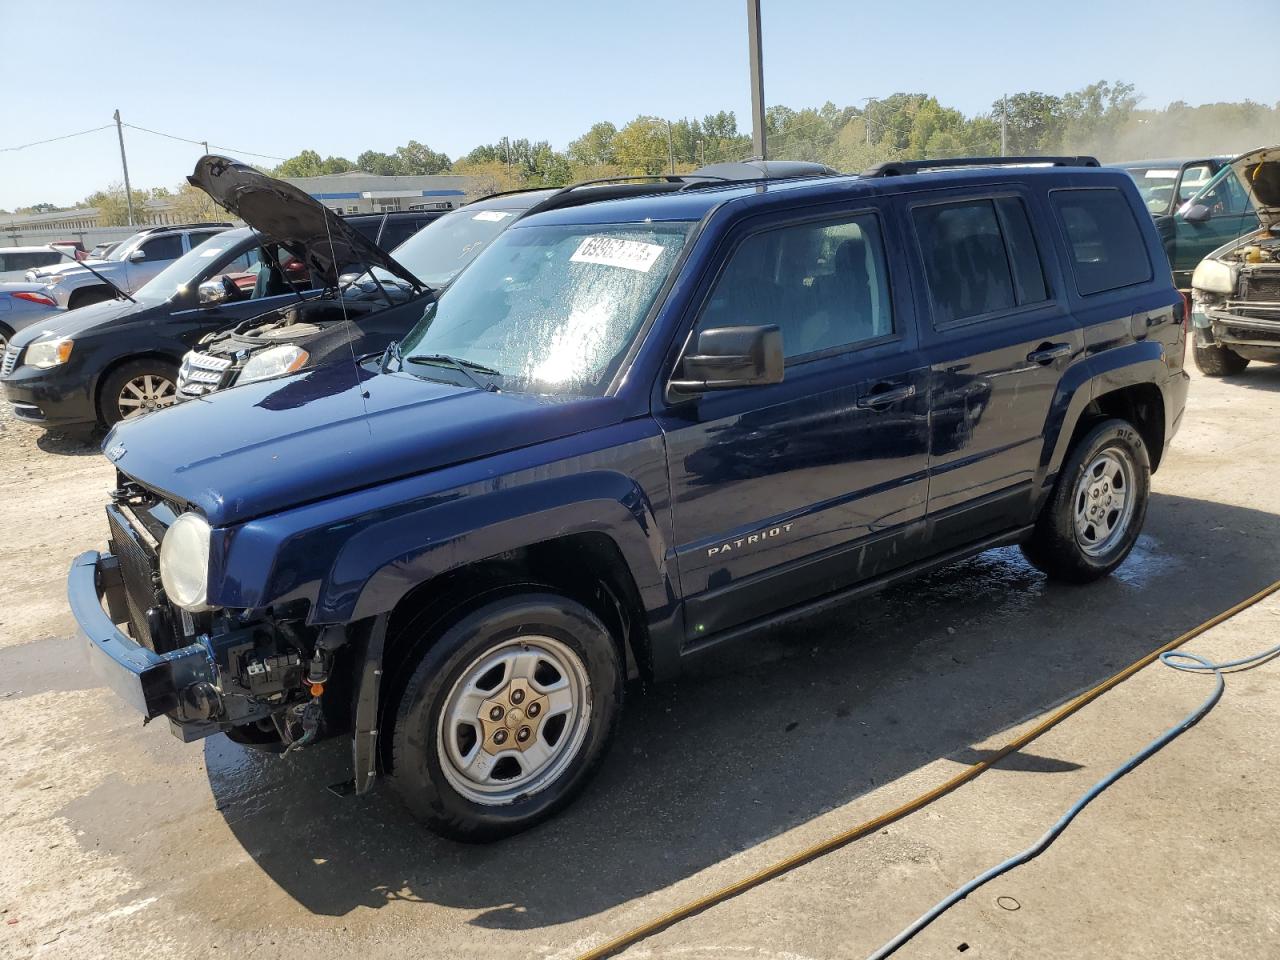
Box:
70;157;1189;840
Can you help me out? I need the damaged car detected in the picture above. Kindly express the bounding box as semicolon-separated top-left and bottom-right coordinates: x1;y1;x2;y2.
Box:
1190;146;1280;376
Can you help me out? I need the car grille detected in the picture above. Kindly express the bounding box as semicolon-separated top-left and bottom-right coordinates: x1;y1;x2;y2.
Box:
1243;275;1280;301
106;504;175;653
177;350;233;398
1;344;20;377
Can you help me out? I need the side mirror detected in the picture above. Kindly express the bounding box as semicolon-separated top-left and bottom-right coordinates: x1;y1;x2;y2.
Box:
197;276;237;306
128;248;147;262
1182;203;1211;224
670;324;784;394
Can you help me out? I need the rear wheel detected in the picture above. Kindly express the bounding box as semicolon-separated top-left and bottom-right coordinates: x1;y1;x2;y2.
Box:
1022;418;1150;583
0;324;13;357
98;359;179;427
388;592;622;841
1193;342;1249;377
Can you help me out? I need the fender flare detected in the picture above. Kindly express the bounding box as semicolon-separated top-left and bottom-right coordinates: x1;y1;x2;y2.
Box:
312;470;674;625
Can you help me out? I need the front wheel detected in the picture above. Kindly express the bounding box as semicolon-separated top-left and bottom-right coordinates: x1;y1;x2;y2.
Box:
1022;418;1150;583
98;359;179;427
1193;342;1249;377
388;592;623;841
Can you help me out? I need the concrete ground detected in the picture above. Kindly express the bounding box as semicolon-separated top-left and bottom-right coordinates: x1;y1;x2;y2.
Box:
2;362;1279;960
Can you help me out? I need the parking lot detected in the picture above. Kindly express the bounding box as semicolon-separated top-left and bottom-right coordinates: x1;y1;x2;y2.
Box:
0;359;1276;959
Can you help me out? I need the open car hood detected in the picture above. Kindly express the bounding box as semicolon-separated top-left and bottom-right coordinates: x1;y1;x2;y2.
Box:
188;155;426;289
1230;145;1280;228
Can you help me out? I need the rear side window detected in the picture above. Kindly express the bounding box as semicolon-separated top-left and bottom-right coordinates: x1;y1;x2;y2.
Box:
185;231;221;250
913;197;1047;326
697;213;895;362
1051;188;1152;296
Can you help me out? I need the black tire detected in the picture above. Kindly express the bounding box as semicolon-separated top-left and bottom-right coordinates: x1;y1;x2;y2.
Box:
97;358;180;427
1022;418;1150;583
68;286;115;310
388;591;623;841
1193;342;1249;377
0;323;13;357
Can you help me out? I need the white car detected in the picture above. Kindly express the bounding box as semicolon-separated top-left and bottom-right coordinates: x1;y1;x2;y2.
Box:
0;245;65;281
25;223;232;309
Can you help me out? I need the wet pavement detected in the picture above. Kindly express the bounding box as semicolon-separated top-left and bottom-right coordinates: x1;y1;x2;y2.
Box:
2;363;1280;959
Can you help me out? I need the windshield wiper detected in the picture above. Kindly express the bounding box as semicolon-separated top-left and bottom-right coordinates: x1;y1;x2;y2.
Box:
404;353;502;392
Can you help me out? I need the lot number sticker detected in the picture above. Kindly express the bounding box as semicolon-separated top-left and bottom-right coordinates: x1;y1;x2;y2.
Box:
472;211;512;222
570;235;664;273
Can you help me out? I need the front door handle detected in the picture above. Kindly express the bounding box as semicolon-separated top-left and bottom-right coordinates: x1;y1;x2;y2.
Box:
856;382;917;409
1026;342;1072;365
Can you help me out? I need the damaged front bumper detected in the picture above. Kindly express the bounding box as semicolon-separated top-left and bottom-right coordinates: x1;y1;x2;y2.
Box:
68;549;282;742
1194;303;1280;353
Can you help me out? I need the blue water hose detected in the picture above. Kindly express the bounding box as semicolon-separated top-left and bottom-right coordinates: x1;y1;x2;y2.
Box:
864;640;1280;960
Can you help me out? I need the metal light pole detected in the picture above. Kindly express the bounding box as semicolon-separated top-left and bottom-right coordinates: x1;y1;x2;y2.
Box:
862;96;878;149
664;119;675;174
113;109;135;226
1000;95;1008;157
746;0;766;159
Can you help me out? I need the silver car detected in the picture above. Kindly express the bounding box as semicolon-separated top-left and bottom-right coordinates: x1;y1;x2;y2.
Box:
0;281;61;355
25;223;232;310
0;246;65;281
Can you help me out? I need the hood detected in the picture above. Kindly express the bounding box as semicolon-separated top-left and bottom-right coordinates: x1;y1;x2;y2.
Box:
27;258;111;280
103;364;624;527
188;155;426;290
1231;145;1280;228
9;296;141;347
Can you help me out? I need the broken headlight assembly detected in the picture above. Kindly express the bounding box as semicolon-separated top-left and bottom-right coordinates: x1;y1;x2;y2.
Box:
1191;258;1238;296
159;512;212;612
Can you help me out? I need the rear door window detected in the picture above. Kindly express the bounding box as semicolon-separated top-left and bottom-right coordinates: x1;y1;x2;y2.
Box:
1050;188;1152;296
185;231;222;251
913;198;1049;326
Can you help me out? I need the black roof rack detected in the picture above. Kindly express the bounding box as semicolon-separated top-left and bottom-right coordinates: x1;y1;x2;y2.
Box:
860;156;1100;178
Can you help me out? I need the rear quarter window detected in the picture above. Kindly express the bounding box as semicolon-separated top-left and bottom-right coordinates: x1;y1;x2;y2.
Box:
1050;188;1152;296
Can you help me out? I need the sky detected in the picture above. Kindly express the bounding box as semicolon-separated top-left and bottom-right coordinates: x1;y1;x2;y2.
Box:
1;0;1275;210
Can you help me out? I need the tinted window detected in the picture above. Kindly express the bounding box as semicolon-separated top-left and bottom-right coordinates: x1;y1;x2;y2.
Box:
379;218;431;250
995;197;1048;305
0;251;61;271
139;234;183;262
1051;188;1152;296
698;214;894;361
185;231;222;250
914;200;1016;324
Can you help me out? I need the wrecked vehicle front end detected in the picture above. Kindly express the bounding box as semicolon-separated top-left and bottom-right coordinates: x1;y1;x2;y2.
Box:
1191;147;1280;365
72;473;362;759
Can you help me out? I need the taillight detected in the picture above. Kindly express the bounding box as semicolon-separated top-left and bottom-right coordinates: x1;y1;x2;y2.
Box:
12;291;57;307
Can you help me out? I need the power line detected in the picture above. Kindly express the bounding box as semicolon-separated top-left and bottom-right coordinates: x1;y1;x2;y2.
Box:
121;122;286;161
0;124;113;153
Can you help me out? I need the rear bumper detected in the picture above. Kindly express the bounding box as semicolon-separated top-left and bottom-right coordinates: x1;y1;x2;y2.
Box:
68;550;213;721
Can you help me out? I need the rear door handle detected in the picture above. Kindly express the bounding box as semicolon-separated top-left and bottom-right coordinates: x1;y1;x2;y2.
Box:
856;382;917;409
1026;342;1072;365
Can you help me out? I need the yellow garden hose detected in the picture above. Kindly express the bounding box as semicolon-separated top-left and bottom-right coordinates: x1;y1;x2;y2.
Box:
573;576;1280;960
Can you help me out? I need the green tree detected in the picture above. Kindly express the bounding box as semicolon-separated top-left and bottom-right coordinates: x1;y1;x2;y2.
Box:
567;121;618;168
84;183;152;226
394;140;451;175
357;150;402;176
168;181;228;222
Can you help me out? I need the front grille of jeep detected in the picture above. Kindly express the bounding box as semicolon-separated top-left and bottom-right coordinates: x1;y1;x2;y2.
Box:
106;504;174;653
1;344;19;377
177;351;233;398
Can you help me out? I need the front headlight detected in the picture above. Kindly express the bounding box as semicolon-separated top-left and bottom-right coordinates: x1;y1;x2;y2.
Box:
1191;258;1238;296
25;337;74;369
159;512;211;612
238;344;310;385
34;272;63;285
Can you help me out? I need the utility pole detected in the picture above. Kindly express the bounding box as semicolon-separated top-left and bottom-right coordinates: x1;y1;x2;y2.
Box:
665;119;675;175
1000;95;1008;157
863;96;877;149
201;140;209;155
697;139;705;165
746;0;766;159
113;109;135;226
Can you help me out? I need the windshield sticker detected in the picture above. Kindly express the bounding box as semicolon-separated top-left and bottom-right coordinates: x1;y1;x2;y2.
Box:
472;211;512;222
570;236;664;273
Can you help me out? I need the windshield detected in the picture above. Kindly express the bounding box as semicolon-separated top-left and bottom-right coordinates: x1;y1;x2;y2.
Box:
1119;166;1185;215
104;232;148;261
130;233;246;305
377;205;529;288
400;221;691;396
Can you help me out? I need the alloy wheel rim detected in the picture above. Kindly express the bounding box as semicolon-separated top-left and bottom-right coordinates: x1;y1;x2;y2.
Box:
437;635;591;806
118;374;177;419
1072;448;1136;556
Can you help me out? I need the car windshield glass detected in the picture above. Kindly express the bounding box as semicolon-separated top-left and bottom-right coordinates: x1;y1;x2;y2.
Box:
131;234;245;305
104;234;146;261
400;221;691;396
372;205;529;288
